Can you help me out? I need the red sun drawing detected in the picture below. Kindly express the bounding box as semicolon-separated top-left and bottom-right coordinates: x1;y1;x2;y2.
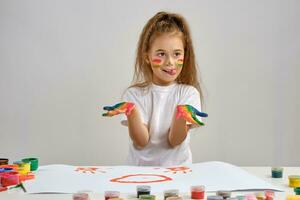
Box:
75;167;108;174
110;174;172;183
164;166;192;174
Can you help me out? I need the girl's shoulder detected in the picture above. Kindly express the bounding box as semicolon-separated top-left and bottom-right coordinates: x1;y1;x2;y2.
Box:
123;85;150;97
176;84;199;95
125;85;149;92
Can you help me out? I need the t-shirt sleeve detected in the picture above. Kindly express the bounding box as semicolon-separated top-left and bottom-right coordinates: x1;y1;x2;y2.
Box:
120;88;148;127
178;86;203;129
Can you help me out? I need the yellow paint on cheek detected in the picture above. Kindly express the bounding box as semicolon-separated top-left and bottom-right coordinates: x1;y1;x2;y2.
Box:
152;58;162;68
176;58;184;68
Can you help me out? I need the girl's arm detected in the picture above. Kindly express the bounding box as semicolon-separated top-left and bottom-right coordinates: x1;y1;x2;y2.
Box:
102;102;149;149
168;113;189;147
127;107;149;149
168;105;208;147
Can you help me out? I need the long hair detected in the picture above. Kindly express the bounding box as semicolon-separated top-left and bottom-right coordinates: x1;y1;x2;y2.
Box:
132;11;204;107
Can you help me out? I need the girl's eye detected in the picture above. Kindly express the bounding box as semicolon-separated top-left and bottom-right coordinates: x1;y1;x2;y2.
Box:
157;52;165;57
174;52;182;57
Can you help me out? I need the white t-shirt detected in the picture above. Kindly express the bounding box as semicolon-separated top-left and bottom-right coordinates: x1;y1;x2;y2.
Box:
121;83;202;166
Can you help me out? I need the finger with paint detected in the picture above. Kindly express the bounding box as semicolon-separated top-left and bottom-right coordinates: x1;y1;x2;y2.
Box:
176;105;208;126
102;102;135;117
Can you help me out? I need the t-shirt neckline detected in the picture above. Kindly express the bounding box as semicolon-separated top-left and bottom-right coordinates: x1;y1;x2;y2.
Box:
151;82;177;92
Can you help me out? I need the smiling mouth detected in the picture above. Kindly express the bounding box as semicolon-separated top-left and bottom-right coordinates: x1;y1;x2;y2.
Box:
162;69;176;75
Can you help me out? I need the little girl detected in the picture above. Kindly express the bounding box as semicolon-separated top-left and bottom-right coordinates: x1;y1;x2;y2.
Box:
102;11;207;166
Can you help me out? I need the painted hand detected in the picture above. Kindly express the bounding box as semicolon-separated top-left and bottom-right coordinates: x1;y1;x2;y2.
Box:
102;102;135;117
176;105;208;126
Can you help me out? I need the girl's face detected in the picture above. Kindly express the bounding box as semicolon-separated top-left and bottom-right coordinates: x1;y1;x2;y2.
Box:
148;33;184;86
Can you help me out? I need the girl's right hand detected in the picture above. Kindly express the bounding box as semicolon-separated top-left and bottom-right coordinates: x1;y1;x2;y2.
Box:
176;104;208;126
102;102;135;117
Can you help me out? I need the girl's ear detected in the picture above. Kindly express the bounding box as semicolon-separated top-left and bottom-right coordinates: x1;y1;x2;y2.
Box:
145;58;150;64
145;54;151;64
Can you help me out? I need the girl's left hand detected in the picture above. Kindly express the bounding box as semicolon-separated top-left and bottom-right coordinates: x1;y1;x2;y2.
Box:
176;105;208;126
102;102;135;117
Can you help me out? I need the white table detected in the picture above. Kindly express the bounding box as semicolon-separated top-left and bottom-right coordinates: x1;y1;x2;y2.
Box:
0;167;299;200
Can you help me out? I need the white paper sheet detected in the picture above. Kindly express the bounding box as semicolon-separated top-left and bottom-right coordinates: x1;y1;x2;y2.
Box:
23;161;283;194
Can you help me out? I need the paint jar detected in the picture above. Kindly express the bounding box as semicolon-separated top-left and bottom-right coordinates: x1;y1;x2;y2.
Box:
22;158;39;171
191;185;205;199
0;171;20;187
245;194;257;200
265;190;275;200
73;192;90;200
139;194;156;200
0;168;13;173
289;175;300;188
206;196;223;200
216;190;231;199
255;192;265;200
13;161;30;175
0;164;18;171
295;188;300;195
164;189;179;199
236;195;246;200
77;190;93;199
104;191;120;200
286;195;300;200
137;185;151;198
0;186;8;192
0;158;9;165
165;197;183;200
271;167;283;178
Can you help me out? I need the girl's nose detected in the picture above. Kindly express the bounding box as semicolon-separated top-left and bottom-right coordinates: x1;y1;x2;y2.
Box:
166;56;174;66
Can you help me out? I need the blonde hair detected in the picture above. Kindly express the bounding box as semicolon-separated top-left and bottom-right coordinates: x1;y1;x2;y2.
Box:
131;11;204;106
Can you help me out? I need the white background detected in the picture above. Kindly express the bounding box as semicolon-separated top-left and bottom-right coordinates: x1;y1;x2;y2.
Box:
0;0;299;166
